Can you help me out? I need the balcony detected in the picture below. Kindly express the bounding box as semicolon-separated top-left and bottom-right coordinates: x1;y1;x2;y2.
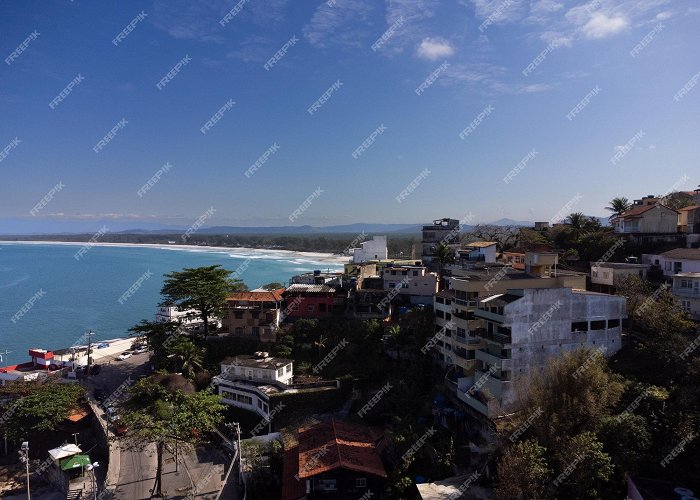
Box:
475;349;512;371
473;328;512;345
452;335;481;347
673;287;700;298
474;308;504;323
457;390;489;416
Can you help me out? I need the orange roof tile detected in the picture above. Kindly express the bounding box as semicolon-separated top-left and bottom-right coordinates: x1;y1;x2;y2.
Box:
226;289;285;302
296;419;386;479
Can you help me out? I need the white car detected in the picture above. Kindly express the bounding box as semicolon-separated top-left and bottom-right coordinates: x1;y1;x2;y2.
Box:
117;352;132;361
133;347;148;355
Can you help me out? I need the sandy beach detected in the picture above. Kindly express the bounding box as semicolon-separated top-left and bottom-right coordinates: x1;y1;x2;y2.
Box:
0;240;349;265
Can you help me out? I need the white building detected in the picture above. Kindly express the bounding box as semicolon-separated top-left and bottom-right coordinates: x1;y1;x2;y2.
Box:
458;287;625;418
156;305;221;330
590;262;649;293
352;235;388;263
382;265;439;304
672;273;700;321
642;248;700;277
213;353;293;419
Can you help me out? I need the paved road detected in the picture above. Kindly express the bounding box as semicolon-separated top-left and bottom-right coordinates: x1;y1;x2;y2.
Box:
84;349;228;499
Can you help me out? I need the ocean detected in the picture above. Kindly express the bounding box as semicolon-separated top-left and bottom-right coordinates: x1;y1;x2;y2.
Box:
0;242;344;365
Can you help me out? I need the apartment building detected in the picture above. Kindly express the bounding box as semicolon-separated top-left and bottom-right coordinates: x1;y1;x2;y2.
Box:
438;253;586;383
213;353;293;419
382;265;438;305
459;287;625;418
226;289;285;342
642;248;700;277
422;218;460;272
672;273;700;320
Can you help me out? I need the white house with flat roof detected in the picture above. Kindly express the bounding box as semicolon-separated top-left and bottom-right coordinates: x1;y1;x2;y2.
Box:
352;235;388;263
212;353;293;419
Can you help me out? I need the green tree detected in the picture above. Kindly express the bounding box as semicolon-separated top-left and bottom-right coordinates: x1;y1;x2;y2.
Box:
597;413;652;474
661;191;695;211
129;320;180;365
120;374;225;497
605;197;631;220
260;282;285;290
0;381;85;441
494;440;551;500
161;265;246;335
552;432;615;498
521;349;625;449
164;336;205;379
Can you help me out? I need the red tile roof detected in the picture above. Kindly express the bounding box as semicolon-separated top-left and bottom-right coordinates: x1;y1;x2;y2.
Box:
616;204;677;219
281;446;306;500
226;289;285;302
679;205;700;211
296;419;386;479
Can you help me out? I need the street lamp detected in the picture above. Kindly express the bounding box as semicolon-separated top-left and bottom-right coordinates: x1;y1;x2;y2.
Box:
18;441;30;500
85;330;96;374
85;461;99;500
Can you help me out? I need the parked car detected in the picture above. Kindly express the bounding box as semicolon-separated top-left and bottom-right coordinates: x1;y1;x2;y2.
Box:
90;364;102;375
115;422;128;436
97;342;109;349
117;352;132;361
133;347;148;355
94;389;105;401
106;407;119;422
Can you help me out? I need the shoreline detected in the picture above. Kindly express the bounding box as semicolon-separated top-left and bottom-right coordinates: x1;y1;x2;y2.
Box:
0;240;349;265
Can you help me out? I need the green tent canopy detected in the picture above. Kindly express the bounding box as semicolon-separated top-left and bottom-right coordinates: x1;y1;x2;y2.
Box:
60;454;91;471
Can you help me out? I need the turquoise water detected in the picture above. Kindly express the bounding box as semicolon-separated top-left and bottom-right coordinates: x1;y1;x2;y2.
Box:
0;243;341;365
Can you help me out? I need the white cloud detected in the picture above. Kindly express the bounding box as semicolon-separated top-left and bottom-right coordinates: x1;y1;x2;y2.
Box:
303;0;374;48
416;37;455;59
655;11;672;20
581;12;628;38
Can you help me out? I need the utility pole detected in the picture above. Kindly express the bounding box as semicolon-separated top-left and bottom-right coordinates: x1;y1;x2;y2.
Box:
86;330;95;374
19;441;30;500
0;349;11;364
72;432;80;446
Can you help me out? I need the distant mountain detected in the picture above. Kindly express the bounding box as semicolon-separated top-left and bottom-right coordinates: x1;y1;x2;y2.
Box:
487;218;535;227
199;223;423;235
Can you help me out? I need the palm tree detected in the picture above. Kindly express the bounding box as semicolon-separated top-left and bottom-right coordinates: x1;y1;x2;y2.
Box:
605;197;631;220
313;334;327;359
566;212;587;241
166;337;204;379
387;325;404;360
434;242;455;289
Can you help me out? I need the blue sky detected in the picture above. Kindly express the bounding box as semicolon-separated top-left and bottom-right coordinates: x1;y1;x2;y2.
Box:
1;0;699;229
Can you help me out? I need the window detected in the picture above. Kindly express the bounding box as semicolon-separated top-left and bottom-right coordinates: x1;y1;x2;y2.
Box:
252;311;260;319
286;364;292;373
236;394;252;405
319;303;326;313
592;270;598;278
277;368;284;377
682;300;691;312
413;271;419;276
316;479;337;491
590;320;606;330
608;319;620;328
307;305;315;312
252;327;259;337
356;478;367;488
571;321;588;332
665;262;672;271
235;327;244;336
258;400;262;409
445;313;452;321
